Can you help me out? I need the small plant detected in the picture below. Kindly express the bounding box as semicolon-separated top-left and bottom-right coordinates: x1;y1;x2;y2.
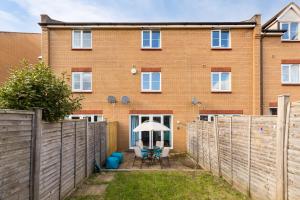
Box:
0;61;82;122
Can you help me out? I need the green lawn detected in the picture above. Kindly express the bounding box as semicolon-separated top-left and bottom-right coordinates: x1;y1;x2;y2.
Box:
104;171;248;200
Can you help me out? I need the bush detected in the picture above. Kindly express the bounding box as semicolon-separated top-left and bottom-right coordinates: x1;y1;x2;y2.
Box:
0;61;82;121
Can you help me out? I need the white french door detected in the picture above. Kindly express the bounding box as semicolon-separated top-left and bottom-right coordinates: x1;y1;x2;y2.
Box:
129;114;173;149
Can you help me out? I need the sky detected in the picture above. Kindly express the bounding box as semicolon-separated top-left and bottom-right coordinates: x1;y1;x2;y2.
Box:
0;0;300;33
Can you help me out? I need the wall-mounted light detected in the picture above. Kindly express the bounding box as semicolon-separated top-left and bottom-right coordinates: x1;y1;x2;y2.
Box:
131;65;137;75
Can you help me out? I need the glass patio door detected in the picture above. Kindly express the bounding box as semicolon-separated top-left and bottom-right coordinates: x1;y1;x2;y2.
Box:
130;114;173;149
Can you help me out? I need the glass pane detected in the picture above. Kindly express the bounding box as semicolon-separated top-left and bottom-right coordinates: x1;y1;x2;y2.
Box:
72;73;81;89
82;31;91;48
291;22;298;40
141;131;150;148
130;115;139;147
282;65;289;83
291;65;299;83
221;73;230;90
143;31;150;47
142;73;150;90
82;73;91;90
281;23;289;40
163;116;171;147
212;73;220;90
221;31;229;47
73;31;81;48
152;40;160;48
152;72;160;82
153;131;162;147
152;31;160;48
152;31;160;40
153;116;161;123
212;31;219;47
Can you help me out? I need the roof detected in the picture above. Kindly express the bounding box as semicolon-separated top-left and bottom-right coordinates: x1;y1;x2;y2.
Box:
39;14;257;27
262;2;300;30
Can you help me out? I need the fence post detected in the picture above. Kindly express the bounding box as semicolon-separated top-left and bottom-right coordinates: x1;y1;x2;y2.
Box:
85;119;88;177
276;95;290;200
284;102;291;200
229;117;233;185
31;108;42;200
247;116;252;196
214;116;221;177
58;122;63;199
74;121;77;188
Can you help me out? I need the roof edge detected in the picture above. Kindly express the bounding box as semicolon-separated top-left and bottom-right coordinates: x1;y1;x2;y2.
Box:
39;14;256;27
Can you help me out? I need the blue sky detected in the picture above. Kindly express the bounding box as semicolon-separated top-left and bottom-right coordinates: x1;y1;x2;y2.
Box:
1;0;299;33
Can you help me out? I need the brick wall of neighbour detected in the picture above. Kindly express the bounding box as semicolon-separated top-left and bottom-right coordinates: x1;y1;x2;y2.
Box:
263;36;300;114
43;26;259;151
0;32;41;84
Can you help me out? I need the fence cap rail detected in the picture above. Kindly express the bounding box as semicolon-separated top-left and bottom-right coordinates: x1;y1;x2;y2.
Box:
0;109;35;115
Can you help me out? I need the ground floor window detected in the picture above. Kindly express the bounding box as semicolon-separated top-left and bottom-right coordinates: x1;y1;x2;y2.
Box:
67;114;104;122
199;114;240;121
269;108;277;115
130;114;173;149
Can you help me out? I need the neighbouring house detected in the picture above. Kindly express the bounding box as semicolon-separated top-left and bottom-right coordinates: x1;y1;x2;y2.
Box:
0;32;41;84
39;2;300;152
262;2;300;115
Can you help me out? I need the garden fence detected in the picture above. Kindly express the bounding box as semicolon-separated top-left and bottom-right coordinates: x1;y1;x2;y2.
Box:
187;95;300;200
0;109;107;200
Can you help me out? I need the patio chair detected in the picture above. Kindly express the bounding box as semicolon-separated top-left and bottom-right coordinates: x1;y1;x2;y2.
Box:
160;147;171;169
132;146;148;169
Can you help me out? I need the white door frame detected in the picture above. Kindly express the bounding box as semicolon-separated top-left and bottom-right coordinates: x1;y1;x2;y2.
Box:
129;114;173;149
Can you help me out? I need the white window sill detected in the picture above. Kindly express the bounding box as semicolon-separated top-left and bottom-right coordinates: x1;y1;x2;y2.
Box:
141;90;162;93
211;47;232;50
211;90;232;93
72;90;93;93
72;47;92;50
281;40;300;42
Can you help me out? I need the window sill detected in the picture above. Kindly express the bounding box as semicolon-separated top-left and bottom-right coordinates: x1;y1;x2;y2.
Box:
211;48;232;50
211;91;232;93
281;40;300;43
281;83;300;86
72;91;93;93
141;48;162;51
72;48;92;51
141;91;162;94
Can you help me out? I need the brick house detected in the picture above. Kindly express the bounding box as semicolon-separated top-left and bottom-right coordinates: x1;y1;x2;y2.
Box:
0;32;41;84
39;2;299;152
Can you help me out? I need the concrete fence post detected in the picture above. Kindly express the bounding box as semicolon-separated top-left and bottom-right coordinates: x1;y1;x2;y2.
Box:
276;95;290;200
31;108;42;200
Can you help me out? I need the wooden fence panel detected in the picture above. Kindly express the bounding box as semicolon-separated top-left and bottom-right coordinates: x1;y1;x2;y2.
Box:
75;121;86;185
60;121;76;198
250;116;277;200
39;123;61;200
0;111;34;200
287;102;300;200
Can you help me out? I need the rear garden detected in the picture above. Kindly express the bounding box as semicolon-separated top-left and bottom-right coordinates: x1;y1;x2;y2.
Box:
67;171;248;200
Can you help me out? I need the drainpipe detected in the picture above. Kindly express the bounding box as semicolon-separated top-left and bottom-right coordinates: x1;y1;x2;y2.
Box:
260;33;264;115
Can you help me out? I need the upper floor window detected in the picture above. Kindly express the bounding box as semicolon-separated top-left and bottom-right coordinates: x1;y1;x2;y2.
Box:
281;22;299;40
72;72;92;92
211;72;231;92
211;30;230;48
141;72;161;92
142;30;161;49
72;30;92;49
282;64;300;83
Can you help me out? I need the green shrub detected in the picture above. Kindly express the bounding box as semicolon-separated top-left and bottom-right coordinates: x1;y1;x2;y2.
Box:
0;61;82;122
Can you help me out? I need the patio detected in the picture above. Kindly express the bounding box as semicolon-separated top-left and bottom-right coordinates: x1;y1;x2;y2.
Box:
118;151;197;170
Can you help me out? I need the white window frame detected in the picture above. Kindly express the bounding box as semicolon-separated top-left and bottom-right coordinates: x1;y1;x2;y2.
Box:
281;64;300;84
129;114;173;149
67;114;104;122
72;72;92;92
141;72;161;92
211;30;231;48
280;22;299;41
211;72;231;92
72;30;92;49
199;114;240;122
141;30;161;49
